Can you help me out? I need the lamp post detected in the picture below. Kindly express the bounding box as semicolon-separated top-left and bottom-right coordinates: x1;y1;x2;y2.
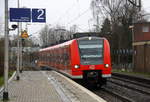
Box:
20;23;23;73
16;0;20;80
3;0;9;100
3;1;18;98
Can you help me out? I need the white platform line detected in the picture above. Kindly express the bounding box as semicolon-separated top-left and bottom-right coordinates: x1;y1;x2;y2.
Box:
42;71;71;102
53;71;107;102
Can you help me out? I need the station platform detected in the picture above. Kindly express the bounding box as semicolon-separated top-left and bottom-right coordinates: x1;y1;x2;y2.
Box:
0;71;106;102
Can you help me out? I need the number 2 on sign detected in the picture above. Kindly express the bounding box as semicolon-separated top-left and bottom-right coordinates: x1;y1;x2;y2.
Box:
37;9;44;20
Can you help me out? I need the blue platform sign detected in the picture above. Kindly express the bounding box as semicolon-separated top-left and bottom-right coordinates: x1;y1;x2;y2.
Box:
10;8;31;22
32;9;46;22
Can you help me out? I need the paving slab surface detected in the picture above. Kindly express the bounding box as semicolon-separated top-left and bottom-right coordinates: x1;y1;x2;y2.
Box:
0;71;106;102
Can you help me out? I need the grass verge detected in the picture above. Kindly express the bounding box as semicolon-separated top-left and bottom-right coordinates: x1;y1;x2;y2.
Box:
0;70;15;87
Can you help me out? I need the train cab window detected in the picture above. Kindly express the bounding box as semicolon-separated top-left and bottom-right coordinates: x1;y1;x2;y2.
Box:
77;37;103;65
142;26;149;32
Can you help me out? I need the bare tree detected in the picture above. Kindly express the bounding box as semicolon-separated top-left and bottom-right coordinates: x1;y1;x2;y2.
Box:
90;0;145;66
90;0;144;49
47;28;57;45
90;0;101;32
0;24;3;38
39;25;49;47
39;24;73;47
70;25;78;33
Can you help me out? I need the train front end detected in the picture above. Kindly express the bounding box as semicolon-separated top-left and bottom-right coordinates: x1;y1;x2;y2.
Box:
71;37;111;85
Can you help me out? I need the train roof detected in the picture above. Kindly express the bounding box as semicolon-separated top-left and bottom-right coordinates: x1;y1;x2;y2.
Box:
39;39;75;52
77;36;105;40
39;36;106;52
73;32;100;39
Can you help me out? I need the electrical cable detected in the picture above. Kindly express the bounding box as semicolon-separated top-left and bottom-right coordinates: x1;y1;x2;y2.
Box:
53;3;77;25
66;7;90;26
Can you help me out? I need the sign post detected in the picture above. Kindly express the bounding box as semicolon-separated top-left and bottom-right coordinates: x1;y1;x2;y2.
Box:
8;7;46;98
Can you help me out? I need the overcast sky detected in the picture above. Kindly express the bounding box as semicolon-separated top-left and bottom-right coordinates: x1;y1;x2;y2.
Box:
0;0;150;37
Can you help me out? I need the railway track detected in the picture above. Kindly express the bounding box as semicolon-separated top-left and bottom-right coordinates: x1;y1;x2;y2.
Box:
109;78;150;96
59;70;150;102
85;72;150;102
105;73;150;102
111;73;150;95
112;76;150;89
112;73;150;85
91;85;135;102
101;87;134;102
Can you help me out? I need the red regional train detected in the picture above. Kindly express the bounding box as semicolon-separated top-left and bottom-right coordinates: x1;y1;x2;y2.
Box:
38;36;111;86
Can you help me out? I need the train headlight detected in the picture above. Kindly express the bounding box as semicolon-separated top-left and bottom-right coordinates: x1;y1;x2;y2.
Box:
89;37;92;40
74;65;79;69
105;64;109;68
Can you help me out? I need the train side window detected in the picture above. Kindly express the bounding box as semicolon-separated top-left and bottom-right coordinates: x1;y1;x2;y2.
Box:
49;52;51;62
142;26;149;32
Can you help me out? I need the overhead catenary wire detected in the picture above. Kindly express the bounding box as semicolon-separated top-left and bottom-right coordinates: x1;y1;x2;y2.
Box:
53;0;82;26
66;7;90;26
76;26;86;32
50;1;91;32
53;3;77;25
